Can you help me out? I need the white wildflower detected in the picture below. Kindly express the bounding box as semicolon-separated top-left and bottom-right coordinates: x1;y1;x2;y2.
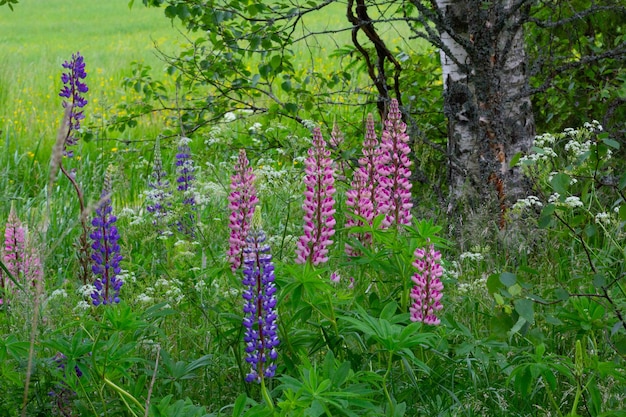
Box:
459;252;484;262
594;212;611;224
564;196;583;208
223;112;236;123
49;289;68;300
73;300;91;312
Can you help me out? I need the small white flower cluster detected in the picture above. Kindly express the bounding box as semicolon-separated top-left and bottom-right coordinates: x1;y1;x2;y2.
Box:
563;196;583;208
49;288;68;300
459;252;484;262
594;212;611;225
77;284;96;298
223;112;237;123
512;195;543;211
301;119;318;131
249;122;263;134
117;269;136;284
137;292;153;303
155;277;185;304
564;137;591;157
458;274;488;295
74;300;91;312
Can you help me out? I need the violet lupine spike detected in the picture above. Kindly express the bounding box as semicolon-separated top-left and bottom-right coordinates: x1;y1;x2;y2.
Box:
377;99;413;228
242;209;279;383
175;136;196;235
59;52;88;157
409;244;444;325
295;127;336;266
146;138;172;226
90;168;123;306
228;149;259;272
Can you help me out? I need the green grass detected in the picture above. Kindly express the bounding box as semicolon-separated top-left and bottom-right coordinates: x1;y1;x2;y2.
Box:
0;0;180;151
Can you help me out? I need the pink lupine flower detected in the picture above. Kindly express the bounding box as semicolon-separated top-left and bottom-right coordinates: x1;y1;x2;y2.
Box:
409;244;444;325
345;114;378;255
3;204;27;280
376;99;413;228
295;127;336;266
228;149;259;272
2;204;43;299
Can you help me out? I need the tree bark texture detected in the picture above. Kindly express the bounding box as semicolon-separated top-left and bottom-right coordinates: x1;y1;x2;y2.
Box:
435;0;535;225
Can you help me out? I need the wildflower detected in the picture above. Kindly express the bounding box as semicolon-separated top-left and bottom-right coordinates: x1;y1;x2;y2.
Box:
2;203;42;296
146;138;171;227
376;99;413;228
594;212;611;225
330;271;341;283
409;244;444;325
228;149;259;272
242;209;279;383
564;196;583;208
345;114;377;255
59;52;88;157
90;168;123;306
3;204;27;280
175;136;196;235
295;127;336;266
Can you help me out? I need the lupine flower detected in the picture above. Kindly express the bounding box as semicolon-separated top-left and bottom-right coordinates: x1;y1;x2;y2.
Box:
345;114;378;255
228;149;259;271
376;99;413;228
59;52;88;157
175;136;195;205
242;209;279;383
146;138;171;227
409;244;443;325
175;136;196;235
90;168;123;306
2;204;42;298
3;204;26;280
295;127;336;266
49;352;82;417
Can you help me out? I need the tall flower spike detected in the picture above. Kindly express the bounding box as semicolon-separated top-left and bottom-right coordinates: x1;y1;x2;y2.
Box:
90;166;123;306
59;52;88;157
2;203;43;301
409;244;444;325
242;208;279;383
175;136;196;235
228;149;259;272
146;138;172;229
376;99;413;228
345;114;378;255
3;203;27;280
295;127;336;266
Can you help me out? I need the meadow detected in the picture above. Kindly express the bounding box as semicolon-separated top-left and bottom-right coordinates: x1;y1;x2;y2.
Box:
1;1;626;417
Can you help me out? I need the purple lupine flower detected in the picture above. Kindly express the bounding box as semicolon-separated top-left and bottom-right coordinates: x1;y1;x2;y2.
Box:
175;136;196;235
228;149;259;272
146;138;171;228
242;210;279;383
295;127;336;266
376;99;413;228
49;352;82;416
409;244;443;325
175;136;196;205
90;168;123;306
59;52;88;157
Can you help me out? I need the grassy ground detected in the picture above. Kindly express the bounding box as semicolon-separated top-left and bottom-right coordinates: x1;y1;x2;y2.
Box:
0;0;179;151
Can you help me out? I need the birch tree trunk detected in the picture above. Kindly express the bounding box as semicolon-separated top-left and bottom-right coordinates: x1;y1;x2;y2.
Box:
435;0;535;225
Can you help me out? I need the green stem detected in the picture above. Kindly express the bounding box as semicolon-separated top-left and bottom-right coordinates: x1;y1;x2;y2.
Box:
104;377;146;415
382;352;395;416
260;378;275;412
